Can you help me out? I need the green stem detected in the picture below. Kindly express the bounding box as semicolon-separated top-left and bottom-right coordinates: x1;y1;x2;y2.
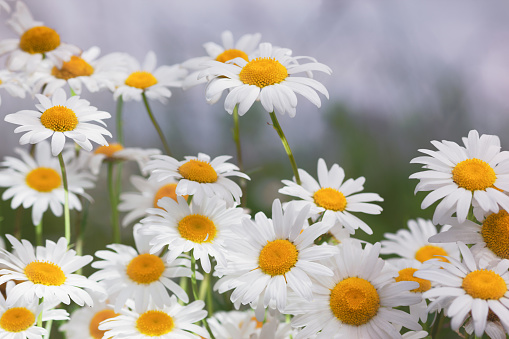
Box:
431;311;445;339
178;276;188;305
268;111;301;185
142;92;172;156
75;198;88;275
108;162;121;243
187;195;193;205
37;297;44;328
14;206;22;240
191;252;216;339
58;154;71;244
232;106;247;206
116;95;124;145
35;221;43;246
44;319;53;339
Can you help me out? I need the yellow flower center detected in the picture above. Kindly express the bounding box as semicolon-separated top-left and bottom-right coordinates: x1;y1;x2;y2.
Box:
94;143;124;158
414;245;448;263
330;277;380;326
395;268;431;293
239;57;288;88
125;71;158;89
313;188;347;211
452;158;497;191
258;239;298;276
216;49;249;63
0;307;35;332
136;310;174;336
51;56;94;80
153;183;188;208
89;309;118;339
24;261;66;286
178;160;218;183
19;26;60;54
40;105;79;132
462;269;507;300
126;253;165;285
25;167;61;193
178;214;217;243
481;210;509;259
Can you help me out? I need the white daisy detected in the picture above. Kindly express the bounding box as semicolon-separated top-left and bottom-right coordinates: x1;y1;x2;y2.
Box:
214;199;335;316
90;224;193;312
279;158;383;235
141;195;245;273
410;129;509;224
113;50;187;104
0;1;80;72
0;140;95;225
464;313;508;339
0;235;104;307
414;242;509;337
4;87;112;156
0;69;28;107
88;143;161;175
145;152;249;206
99;296;208;339
201;42;331;117
286;241;422;339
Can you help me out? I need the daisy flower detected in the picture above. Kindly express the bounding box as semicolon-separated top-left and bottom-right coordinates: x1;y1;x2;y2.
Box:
410;129;509;224
286;241;422;339
0;235;104;307
88;143;161;175
141;195;245;273
0;140;95;225
145;152;249;206
4;87;112;156
90;224;193;312
464;312;508;339
99;296;208;339
0;69;28;107
279;158;383;235
0;0;13;13
414;242;509;337
0;1;80;72
113;50;187;103
201;42;331;117
214;200;335;316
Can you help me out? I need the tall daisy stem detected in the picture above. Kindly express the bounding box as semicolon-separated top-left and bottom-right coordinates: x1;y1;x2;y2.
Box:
431;311;445;339
108;162;121;243
268;111;301;185
44;319;53;339
190;252;216;339
116;95;124;145
36;221;43;246
142;92;172;156
58;154;71;244
37;297;44;328
232;105;247;206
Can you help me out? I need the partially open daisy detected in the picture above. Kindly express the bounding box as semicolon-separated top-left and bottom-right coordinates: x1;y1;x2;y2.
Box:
145;152;249;206
410;130;509;224
88;143;161;175
99;296;208;339
0;1;80;72
113;51;187;103
0;141;95;225
415;242;509;337
201;42;331;117
279;158;383;235
0;69;27;107
0;235;104;307
91;224;193;312
286;241;422;339
141;195;244;273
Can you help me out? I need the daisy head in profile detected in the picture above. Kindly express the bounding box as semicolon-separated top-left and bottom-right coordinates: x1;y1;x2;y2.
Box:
4;87;112;156
0;69;28;107
88;143;161;175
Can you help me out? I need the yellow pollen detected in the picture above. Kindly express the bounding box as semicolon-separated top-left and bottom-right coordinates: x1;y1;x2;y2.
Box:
414;245;448;263
25;167;61;192
481;210;509;259
329;277;380;326
452;158;497;191
0;307;35;332
126;253;165;284
40;105;78;132
239;57;288;88
258;239;298;276
136;310;174;336
216;49;249;63
24;261;66;286
94;143;124;158
395;268;431;293
153;183;188;208
52;56;94;80
125;71;158;89
178;160;218;183
19;26;60;54
313;188;347;211
462;269;507;300
178;214;217;243
89;309;118;339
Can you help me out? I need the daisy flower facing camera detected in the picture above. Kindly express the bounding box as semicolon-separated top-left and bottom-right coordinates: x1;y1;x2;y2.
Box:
4;87;112;156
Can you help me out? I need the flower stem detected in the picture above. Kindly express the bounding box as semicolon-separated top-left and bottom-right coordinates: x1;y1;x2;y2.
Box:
232;105;247;206
108;162;121;243
190;251;216;339
116;95;124;145
44;319;53;339
268;111;301;185
142;92;172;156
431;310;445;339
36;220;43;246
58;154;71;244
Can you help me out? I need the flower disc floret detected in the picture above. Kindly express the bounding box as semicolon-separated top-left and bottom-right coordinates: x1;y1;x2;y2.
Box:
52;56;94;80
125;71;158;89
216;49;249;63
178;159;218;183
24;261;66;286
126;253;166;285
136;310;174;336
153;183;180;207
452;158;497;191
90;309;117;339
415;245;448;263
19;26;60;54
395;268;431;293
239;57;288;88
313;188;347;211
481;210;509;259
258;239;298;276
40;105;78;132
25;167;61;192
462;269;507;300
0;307;35;333
178;214;217;243
94;143;124;158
